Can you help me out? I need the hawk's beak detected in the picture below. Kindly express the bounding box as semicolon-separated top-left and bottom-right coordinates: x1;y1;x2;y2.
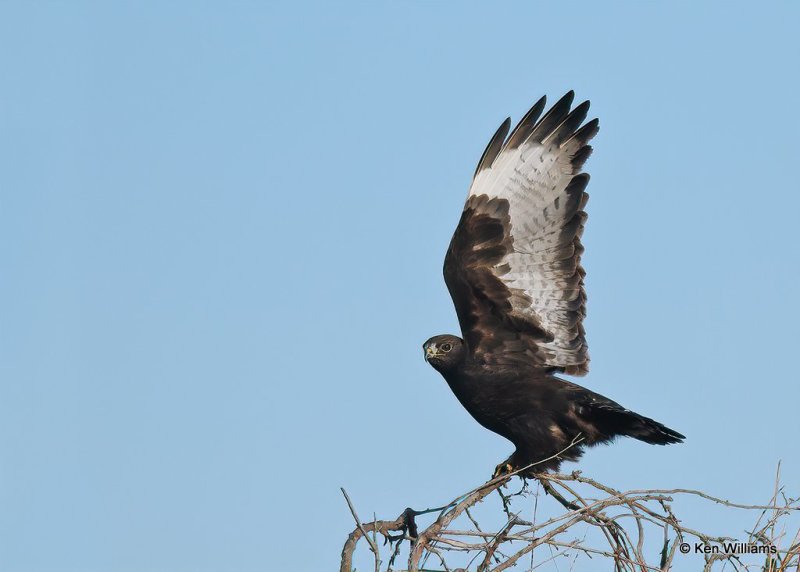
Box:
424;346;438;362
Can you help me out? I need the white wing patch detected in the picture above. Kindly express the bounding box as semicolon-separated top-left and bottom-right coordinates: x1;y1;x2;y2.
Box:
466;96;595;374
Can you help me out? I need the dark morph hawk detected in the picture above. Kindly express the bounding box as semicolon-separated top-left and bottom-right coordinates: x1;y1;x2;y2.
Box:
423;92;684;477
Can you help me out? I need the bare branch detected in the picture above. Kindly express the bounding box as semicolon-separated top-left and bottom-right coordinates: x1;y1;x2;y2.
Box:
340;461;799;572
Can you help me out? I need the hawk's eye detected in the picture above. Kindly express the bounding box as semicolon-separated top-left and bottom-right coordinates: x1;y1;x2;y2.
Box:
441;343;452;352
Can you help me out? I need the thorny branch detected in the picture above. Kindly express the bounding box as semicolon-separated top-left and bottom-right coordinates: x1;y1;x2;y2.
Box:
340;457;799;572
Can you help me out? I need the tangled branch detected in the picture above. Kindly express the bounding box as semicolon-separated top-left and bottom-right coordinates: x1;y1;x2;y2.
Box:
340;460;799;571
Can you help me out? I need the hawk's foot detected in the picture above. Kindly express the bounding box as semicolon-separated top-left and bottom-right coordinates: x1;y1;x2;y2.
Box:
492;460;515;479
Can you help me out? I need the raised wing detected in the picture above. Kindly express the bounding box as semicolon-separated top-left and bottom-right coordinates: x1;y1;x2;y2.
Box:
444;92;598;376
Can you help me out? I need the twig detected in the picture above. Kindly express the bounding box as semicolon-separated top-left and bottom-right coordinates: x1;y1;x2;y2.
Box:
340;461;799;572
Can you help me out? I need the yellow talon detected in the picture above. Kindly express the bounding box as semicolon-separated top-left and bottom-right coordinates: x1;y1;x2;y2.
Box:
493;462;514;478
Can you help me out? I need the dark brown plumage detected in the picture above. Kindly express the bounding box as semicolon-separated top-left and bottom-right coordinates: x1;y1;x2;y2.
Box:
424;93;684;476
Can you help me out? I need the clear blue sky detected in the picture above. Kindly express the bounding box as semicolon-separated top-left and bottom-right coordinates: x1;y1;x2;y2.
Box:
1;2;798;571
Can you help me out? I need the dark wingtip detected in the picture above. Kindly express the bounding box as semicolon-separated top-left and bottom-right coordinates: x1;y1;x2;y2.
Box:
569;117;600;145
506;95;547;150
549;100;591;145
473;117;511;177
560;90;576;105
528;91;576;143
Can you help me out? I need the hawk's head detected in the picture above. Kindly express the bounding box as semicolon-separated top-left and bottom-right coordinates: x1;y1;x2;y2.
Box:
423;334;464;372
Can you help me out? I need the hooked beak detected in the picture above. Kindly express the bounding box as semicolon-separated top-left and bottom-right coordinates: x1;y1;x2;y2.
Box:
424;345;439;362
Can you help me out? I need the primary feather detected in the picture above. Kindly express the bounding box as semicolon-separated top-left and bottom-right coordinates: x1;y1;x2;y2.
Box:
445;91;598;375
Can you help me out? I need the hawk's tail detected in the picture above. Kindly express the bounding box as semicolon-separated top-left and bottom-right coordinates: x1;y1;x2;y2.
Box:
621;411;685;445
588;399;685;445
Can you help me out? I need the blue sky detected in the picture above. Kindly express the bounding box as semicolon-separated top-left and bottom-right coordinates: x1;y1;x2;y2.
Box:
1;2;799;571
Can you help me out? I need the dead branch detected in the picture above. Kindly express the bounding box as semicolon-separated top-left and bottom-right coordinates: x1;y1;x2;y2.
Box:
341;461;799;571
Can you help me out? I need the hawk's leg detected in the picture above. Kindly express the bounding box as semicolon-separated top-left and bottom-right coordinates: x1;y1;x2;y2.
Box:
492;459;515;479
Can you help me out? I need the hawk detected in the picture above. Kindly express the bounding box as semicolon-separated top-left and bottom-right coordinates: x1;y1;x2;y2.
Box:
423;92;684;477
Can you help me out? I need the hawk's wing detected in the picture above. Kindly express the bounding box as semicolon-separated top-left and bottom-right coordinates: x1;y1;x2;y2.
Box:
443;92;598;376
